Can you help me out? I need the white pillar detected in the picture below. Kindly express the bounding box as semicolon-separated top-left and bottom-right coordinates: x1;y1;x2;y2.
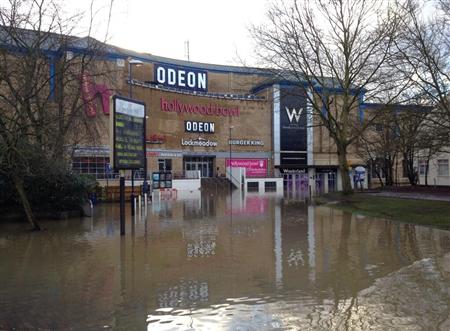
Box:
274;204;283;289
258;180;264;193
308;168;316;197
364;168;369;189
324;173;329;194
308;205;315;282
337;168;343;191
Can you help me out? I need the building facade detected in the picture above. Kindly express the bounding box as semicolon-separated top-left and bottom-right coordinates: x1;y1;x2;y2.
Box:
70;46;368;192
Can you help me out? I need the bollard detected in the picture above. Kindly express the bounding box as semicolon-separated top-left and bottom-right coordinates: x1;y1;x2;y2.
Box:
120;176;125;235
138;195;141;210
144;193;147;206
131;193;135;216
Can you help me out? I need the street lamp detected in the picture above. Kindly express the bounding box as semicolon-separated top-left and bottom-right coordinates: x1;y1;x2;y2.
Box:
229;125;234;193
129;58;143;98
128;58;143;216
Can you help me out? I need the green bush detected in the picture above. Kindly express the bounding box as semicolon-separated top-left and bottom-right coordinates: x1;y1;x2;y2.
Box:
0;170;96;212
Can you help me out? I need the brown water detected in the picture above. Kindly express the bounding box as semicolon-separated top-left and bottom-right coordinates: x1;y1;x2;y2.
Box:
1;191;450;330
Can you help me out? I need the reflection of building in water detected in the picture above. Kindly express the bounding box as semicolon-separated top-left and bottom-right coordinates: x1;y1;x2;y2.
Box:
157;279;209;308
186;241;216;258
183;193;216;220
183;223;218;258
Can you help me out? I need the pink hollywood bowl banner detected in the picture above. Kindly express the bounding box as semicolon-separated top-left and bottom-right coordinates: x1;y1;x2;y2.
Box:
226;159;267;178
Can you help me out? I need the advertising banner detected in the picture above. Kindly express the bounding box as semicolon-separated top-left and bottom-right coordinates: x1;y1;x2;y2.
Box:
280;86;308;166
113;96;146;170
226;159;267;178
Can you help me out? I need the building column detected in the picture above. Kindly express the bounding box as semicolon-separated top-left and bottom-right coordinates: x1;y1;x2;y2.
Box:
274;203;283;289
258;180;264;193
337;168;343;191
308;168;316;197
307;205;316;282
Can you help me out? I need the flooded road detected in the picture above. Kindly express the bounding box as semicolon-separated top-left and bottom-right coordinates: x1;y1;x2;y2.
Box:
1;191;450;330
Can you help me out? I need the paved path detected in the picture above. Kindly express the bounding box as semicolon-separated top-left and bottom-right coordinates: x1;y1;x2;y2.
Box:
366;191;450;202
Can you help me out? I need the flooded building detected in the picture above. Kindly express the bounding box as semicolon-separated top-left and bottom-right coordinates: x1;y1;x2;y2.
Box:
71;46;370;192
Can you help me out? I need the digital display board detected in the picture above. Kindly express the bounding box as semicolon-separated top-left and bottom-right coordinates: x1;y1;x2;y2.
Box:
113;96;146;170
280;86;308;166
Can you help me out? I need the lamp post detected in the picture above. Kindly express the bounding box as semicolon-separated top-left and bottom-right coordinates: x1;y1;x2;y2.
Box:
128;58;143;216
229;125;234;193
129;58;143;98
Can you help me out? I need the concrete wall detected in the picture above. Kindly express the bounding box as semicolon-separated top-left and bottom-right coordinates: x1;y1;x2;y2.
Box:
172;178;201;191
244;177;283;195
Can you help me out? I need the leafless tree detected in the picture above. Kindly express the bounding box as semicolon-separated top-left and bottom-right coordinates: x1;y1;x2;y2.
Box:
394;107;430;185
359;106;400;187
395;0;450;132
251;0;406;194
0;0;115;229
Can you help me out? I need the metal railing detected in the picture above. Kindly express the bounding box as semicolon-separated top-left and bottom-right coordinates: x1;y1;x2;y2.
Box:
129;79;266;101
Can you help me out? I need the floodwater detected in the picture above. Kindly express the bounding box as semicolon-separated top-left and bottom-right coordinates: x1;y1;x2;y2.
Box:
1;191;450;330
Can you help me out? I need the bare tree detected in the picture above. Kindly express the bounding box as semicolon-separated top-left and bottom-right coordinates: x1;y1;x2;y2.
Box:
0;0;115;229
416;117;448;185
395;107;430;185
395;0;450;131
251;0;405;194
359;106;400;187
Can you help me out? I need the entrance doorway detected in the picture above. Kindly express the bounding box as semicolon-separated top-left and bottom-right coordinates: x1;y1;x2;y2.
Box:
283;171;309;198
183;156;215;177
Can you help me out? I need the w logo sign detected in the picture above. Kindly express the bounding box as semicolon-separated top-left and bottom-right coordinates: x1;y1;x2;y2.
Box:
285;107;303;123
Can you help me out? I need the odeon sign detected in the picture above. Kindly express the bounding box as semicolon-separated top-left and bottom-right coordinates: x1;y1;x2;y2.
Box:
155;64;207;92
185;120;215;133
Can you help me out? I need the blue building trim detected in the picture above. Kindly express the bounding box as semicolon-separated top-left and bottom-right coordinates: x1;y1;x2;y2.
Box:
49;61;56;99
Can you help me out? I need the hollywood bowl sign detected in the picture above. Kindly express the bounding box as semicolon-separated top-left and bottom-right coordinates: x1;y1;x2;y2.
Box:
161;98;239;117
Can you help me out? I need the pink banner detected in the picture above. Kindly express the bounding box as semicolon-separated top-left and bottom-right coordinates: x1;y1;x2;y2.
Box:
226;159;267;178
226;196;269;216
80;73;111;117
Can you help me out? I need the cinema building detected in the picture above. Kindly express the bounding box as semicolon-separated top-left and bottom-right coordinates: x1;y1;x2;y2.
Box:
71;46;367;193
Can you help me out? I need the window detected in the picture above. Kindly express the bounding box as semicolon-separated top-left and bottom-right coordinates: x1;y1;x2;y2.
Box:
418;159;427;176
437;159;449;176
158;159;172;171
247;182;259;192
265;181;277;192
72;156;117;179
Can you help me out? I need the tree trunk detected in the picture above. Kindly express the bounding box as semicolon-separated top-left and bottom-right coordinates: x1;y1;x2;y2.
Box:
13;176;40;231
425;157;431;186
337;144;353;194
376;169;384;187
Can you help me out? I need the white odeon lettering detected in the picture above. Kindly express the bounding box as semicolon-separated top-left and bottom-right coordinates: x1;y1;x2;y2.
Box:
156;65;207;91
187;72;195;87
156;66;165;83
185;121;215;133
168;69;176;85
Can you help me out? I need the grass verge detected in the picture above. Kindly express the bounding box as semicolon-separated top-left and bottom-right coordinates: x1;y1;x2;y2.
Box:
316;192;450;230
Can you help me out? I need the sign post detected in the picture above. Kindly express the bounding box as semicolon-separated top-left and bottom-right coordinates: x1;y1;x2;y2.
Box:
112;96;146;235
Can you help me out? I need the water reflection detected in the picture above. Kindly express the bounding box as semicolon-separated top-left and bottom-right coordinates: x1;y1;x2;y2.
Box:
0;191;450;330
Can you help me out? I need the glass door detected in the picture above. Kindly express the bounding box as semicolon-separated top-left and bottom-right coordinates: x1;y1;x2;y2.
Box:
200;162;209;178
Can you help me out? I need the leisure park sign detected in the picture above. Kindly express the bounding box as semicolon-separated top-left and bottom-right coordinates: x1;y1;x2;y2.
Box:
112;96;146;170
